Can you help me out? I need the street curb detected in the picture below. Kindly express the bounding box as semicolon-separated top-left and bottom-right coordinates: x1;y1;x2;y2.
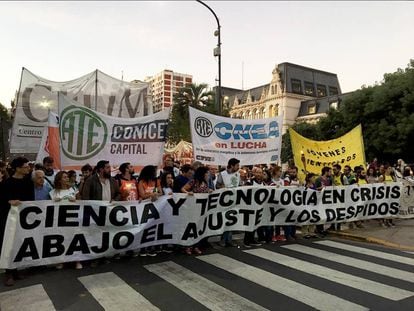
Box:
328;231;414;251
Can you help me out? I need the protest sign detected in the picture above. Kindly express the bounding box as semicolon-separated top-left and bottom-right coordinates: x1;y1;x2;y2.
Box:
10;68;152;154
189;107;283;165
399;178;414;218
290;125;366;180
58;93;169;169
0;183;400;269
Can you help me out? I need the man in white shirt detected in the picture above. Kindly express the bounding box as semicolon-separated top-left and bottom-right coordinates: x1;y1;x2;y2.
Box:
216;158;241;247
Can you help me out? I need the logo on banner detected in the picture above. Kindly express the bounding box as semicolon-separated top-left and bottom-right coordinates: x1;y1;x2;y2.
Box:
194;117;213;137
60;106;108;160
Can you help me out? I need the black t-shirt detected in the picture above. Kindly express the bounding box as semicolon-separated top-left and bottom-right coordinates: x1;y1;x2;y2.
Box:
0;176;34;218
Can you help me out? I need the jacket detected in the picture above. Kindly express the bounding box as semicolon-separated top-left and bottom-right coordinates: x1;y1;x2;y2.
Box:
81;174;121;201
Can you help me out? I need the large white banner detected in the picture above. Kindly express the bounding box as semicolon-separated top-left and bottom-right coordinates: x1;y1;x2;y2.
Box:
0;183;401;269
189;107;283;165
59;93;169;168
399;178;414;218
10;68;152;154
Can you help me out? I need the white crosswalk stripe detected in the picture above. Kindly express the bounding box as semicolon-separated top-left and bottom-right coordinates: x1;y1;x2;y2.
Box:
2;243;414;310
283;244;414;283
315;240;414;265
0;284;55;311
78;272;159;311
198;253;369;311
145;261;268;311
245;248;413;301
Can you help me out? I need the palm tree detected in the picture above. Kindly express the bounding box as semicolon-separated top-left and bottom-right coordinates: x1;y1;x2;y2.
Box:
167;83;216;145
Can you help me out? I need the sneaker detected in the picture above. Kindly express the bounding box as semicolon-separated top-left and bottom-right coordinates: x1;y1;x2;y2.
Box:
381;222;388;228
147;250;157;257
4;275;14;286
162;247;174;254
75;262;83;270
276;235;286;242
193;247;202;255
250;240;262;246
286;236;296;242
303;235;311;239
271;235;278;242
56;263;64;270
185;247;192;255
139;251;148;257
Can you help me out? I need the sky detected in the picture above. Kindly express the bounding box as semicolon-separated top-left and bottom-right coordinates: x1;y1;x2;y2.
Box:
1;1;413;108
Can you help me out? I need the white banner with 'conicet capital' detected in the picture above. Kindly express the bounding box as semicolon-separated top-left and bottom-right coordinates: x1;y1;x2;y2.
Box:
189;107;283;165
59;93;169;168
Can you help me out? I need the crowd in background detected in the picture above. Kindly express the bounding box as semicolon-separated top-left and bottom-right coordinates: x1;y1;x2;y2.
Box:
0;154;413;286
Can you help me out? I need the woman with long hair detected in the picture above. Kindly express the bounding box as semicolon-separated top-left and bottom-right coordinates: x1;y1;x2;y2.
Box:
182;166;212;255
137;165;162;256
378;165;396;227
49;171;82;269
50;171;77;202
160;172;174;196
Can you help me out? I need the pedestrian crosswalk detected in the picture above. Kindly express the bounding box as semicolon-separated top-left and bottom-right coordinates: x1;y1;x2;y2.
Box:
1;240;414;311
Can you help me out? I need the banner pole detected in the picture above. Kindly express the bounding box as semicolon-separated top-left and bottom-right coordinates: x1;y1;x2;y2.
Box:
95;70;98;111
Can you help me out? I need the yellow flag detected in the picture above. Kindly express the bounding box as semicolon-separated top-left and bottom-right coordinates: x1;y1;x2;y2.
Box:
289;125;366;181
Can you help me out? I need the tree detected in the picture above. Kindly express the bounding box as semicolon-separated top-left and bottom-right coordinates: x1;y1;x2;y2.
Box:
315;59;414;163
281;122;320;163
167;83;218;145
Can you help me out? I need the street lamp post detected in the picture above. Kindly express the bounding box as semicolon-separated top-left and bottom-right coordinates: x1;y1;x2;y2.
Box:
196;0;222;115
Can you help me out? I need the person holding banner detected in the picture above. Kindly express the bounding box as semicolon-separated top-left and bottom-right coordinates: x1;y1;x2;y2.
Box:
244;167;265;246
314;167;332;236
115;162;139;201
378;165;397;227
216;158;242;247
49;171;83;270
138;165;163;257
0;157;34;286
182;166;212;255
269;165;288;242
82;160;121;202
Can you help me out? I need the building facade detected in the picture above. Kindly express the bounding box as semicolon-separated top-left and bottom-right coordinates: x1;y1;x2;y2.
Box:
224;62;343;133
144;70;193;113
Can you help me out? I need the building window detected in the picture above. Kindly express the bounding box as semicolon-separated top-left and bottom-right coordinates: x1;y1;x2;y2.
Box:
329;86;338;95
329;101;338;110
304;82;315;96
308;103;316;114
316;84;327;97
291;79;302;94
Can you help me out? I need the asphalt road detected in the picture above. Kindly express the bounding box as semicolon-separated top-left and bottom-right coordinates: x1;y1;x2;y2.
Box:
1;237;414;311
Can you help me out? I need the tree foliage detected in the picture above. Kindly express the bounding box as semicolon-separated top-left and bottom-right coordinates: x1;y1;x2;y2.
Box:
167;83;222;145
281;59;414;164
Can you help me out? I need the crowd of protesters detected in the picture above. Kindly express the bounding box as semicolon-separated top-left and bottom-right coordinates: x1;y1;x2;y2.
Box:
0;154;413;286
